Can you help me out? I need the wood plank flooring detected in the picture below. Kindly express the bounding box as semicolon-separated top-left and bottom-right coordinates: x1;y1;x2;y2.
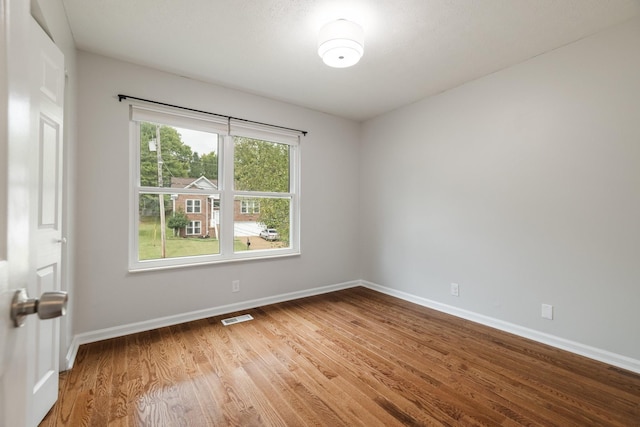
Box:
41;287;640;426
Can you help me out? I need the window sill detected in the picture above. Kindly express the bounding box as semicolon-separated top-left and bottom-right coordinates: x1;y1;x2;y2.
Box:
128;250;301;273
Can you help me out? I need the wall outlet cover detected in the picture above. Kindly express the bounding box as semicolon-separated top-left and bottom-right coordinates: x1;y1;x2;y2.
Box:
451;283;459;297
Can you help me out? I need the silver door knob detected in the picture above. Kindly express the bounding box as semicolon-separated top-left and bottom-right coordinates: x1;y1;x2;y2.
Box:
10;289;68;328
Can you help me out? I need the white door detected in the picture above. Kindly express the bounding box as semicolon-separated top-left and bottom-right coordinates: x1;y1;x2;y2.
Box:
0;2;66;426
29;15;65;426
0;0;34;425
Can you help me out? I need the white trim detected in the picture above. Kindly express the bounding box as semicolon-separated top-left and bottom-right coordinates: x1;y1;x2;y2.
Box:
63;335;81;370
128;121;140;270
129;251;300;272
219;134;234;255
240;198;260;214
186;220;201;235
130;104;228;134
359;280;640;375
186;198;201;213
65;280;360;369
229;118;302;145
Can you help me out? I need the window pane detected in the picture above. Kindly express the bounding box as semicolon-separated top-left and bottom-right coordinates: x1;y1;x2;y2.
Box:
138;193;220;260
234;137;290;192
240;199;260;214
186;199;202;213
234;196;290;252
140;122;219;187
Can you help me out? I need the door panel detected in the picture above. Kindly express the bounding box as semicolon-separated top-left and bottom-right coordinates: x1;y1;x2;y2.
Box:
33;264;58;416
39;117;60;228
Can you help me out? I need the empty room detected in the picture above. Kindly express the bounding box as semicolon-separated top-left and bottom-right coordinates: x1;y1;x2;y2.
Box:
1;0;639;426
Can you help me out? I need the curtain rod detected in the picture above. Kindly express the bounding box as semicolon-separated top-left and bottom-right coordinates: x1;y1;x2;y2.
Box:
118;94;308;136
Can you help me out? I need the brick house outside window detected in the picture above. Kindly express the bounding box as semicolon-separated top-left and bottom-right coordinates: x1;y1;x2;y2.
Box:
170;176;262;238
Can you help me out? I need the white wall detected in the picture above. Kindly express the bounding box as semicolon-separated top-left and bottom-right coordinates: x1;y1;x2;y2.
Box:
360;18;640;362
32;0;78;367
74;52;360;333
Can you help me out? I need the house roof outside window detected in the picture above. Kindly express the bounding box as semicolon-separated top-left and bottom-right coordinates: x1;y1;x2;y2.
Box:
171;176;218;190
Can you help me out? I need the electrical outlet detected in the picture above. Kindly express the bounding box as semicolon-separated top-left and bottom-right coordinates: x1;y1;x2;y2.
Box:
232;280;240;293
450;283;459;297
541;304;553;320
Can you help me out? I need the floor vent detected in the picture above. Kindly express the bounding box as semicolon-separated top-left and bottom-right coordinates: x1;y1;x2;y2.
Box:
221;314;254;326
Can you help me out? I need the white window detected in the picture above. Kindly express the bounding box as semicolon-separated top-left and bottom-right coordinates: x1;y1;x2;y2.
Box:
129;103;301;271
186;221;201;235
241;199;260;214
186;199;201;213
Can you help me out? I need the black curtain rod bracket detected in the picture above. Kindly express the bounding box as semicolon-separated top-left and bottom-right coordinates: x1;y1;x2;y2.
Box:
118;94;307;136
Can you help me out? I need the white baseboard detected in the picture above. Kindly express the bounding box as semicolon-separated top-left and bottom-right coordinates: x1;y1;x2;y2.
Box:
65;280;360;370
64;335;81;370
360;280;640;375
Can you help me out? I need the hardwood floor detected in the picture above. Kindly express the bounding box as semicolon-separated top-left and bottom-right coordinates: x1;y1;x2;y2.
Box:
41;287;640;426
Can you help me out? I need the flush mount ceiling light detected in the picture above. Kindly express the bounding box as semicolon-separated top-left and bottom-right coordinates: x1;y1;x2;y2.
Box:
318;19;364;68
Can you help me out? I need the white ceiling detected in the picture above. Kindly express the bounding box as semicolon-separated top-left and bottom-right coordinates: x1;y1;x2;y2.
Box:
60;0;640;121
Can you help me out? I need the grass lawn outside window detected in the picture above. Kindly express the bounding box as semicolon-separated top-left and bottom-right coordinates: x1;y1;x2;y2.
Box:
138;221;246;260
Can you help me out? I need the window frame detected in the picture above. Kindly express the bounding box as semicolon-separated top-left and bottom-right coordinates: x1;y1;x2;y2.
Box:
128;103;301;271
186;220;202;236
186;199;201;214
240;199;260;214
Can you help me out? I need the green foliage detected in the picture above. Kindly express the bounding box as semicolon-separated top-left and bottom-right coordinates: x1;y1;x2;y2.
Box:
138;122;218;229
167;209;189;231
200;152;218;179
139;194;172;218
260;198;290;243
140;122;193;186
140;122;218;186
188;152;204;178
139;194;159;216
234;137;291;242
234;137;289;192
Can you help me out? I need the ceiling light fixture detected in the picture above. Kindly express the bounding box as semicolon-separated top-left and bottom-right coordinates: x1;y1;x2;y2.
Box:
317;19;364;68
